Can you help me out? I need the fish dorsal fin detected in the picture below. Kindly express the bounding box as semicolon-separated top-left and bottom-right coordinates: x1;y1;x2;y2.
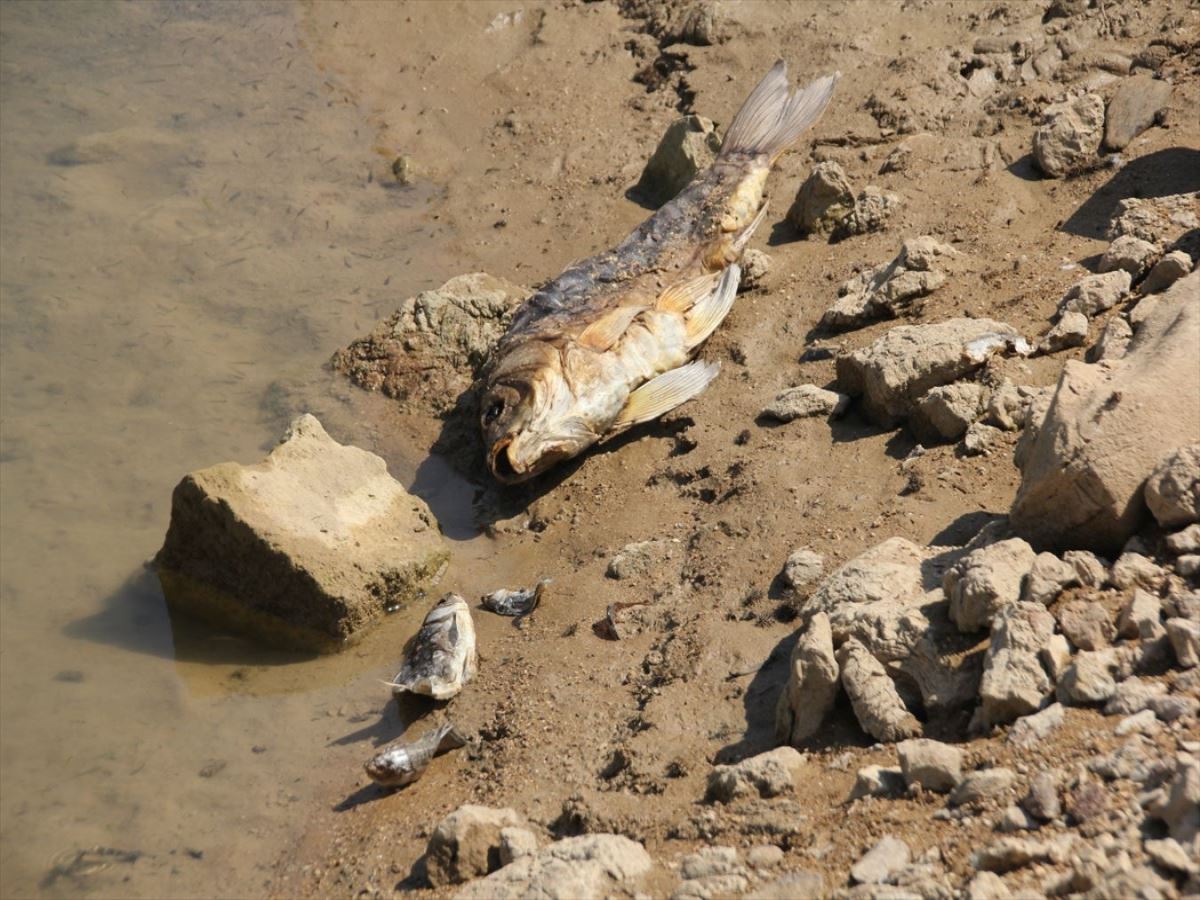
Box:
577;305;645;352
656;271;722;314
684;263;741;350
610;359;721;433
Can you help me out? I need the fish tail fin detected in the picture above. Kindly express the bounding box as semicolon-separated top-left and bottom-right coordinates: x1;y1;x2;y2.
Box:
719;61;839;163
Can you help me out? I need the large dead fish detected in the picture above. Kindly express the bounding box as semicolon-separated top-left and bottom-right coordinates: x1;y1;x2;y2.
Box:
481;61;839;482
387;593;477;701
364;721;467;788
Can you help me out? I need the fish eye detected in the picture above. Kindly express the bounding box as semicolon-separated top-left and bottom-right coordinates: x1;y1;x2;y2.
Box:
483;398;505;425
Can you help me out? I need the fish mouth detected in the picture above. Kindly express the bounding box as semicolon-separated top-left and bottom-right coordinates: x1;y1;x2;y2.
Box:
489;439;528;484
489;438;575;484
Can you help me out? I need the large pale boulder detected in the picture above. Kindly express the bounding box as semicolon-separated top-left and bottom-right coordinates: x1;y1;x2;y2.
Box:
156;415;448;651
1010;272;1200;553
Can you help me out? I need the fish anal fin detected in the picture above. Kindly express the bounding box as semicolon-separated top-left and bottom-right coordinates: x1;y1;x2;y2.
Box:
656;271;721;314
578;306;644;352
684;263;741;350
610;360;721;433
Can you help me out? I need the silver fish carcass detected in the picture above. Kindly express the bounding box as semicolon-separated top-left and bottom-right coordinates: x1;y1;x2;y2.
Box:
480;61;839;482
364;721;467;788
480;579;549;617
388;593;477;700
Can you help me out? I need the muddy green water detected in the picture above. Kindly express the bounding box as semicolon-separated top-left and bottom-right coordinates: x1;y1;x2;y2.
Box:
0;3;492;896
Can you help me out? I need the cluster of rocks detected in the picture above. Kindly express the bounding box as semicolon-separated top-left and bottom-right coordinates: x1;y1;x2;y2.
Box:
787;160;901;242
1034;192;1197;356
820;236;960;330
777;448;1198;744
421;805;652;898
843;735;1200;897
1031;77;1173;177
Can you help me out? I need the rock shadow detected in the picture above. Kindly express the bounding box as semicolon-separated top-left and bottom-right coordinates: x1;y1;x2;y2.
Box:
1005;152;1043;184
1059;147;1200;240
62;566;319;666
928;511;1006;547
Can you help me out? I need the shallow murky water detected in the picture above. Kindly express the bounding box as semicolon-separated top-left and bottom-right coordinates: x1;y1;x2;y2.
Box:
0;3;497;896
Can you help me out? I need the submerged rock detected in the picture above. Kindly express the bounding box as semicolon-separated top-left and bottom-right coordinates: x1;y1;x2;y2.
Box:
156;415;448;651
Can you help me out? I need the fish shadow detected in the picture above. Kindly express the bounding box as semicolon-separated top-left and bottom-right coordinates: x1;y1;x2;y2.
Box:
333;782;395;811
330;692;444;750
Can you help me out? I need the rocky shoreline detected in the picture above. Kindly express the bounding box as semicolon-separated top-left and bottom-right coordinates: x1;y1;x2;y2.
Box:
240;1;1200;897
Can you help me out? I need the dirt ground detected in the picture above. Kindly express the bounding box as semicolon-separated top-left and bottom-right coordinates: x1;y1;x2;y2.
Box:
269;1;1199;896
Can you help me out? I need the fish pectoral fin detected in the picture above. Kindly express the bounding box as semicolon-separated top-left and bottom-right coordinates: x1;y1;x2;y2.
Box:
731;202;769;254
656;271;722;314
610;360;722;433
577;305;646;352
684;263;741;350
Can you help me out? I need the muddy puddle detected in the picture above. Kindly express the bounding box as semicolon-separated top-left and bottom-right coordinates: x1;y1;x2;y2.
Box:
0;3;498;896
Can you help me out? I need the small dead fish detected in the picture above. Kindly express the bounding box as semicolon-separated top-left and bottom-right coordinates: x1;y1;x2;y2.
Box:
481;579;549;617
387;593;477;700
481;61;839;482
363;721;467;788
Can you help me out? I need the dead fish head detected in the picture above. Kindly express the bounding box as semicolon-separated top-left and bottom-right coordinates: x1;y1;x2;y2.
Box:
481;343;599;483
